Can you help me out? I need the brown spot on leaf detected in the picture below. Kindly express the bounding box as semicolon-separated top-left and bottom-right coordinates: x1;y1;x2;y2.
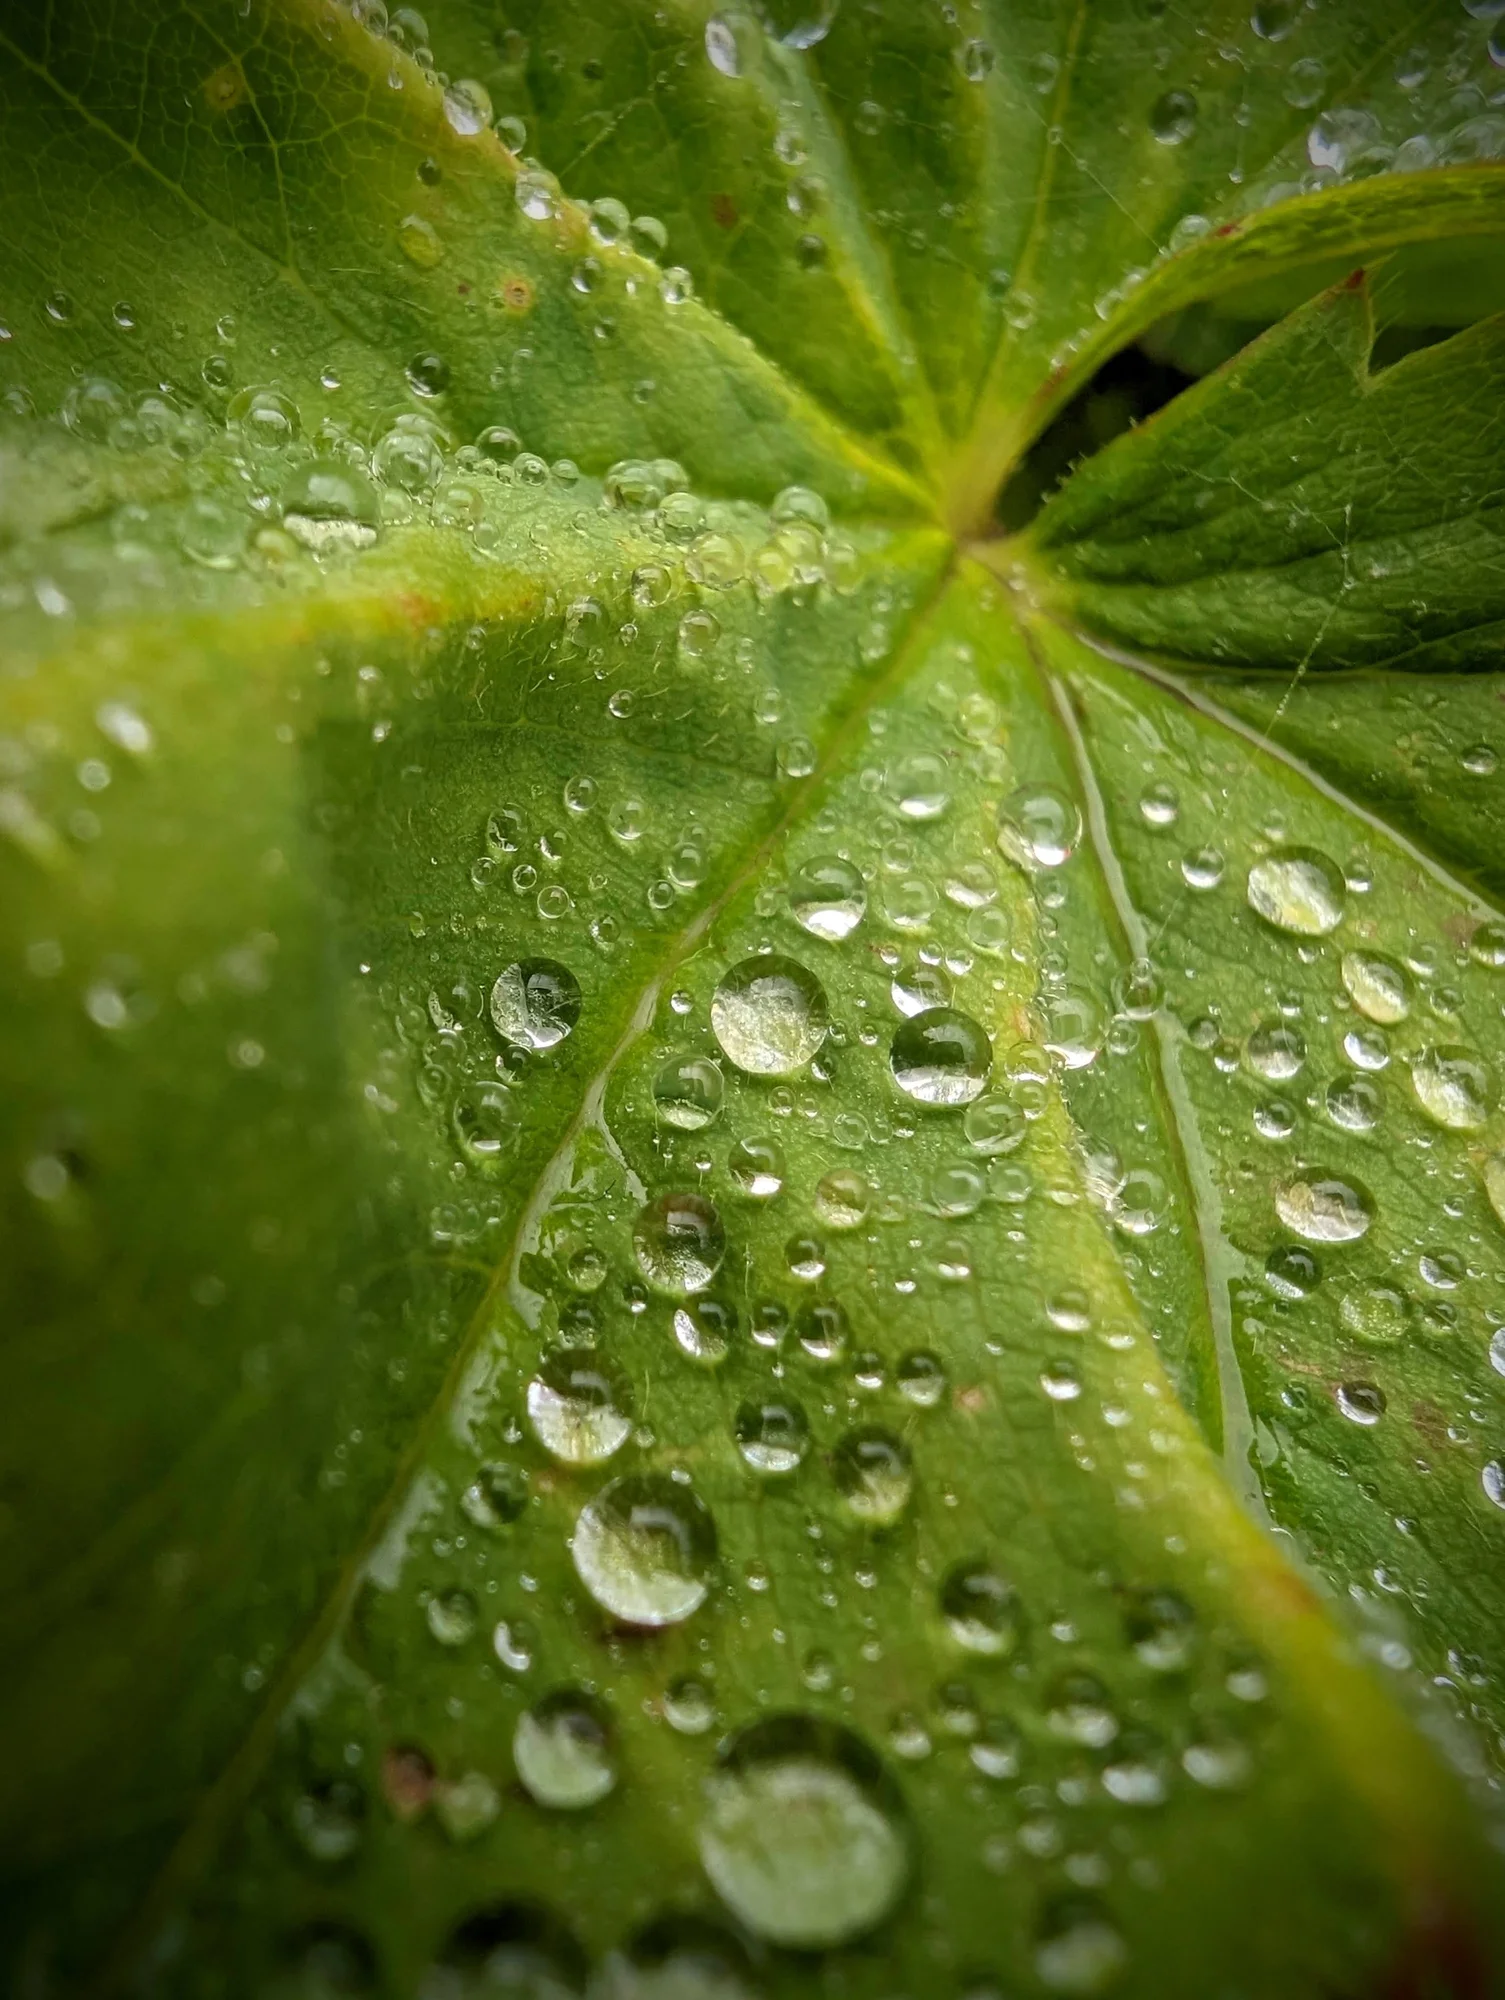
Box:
496;274;535;313
955;1384;989;1415
381;1744;435;1822
711;192;739;229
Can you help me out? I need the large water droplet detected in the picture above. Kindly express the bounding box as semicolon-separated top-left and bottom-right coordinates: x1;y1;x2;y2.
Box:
633;1191;726;1294
1246;848;1345;936
572;1473;716;1627
527;1348;633;1464
789;855;866;940
698;1716;911;1949
885;752;950;821
941;1562;1023;1656
490;959;581;1051
831;1427;913;1523
513;1689;616;1809
711;955;828;1074
890;1008;992;1106
1411;1046;1491;1130
1275;1176;1373;1244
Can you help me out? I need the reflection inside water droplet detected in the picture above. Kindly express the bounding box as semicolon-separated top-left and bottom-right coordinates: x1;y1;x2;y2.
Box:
572;1473;717;1627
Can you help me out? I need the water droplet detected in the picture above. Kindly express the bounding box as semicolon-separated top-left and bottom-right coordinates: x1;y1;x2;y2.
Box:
442;76;493;136
698;1716;911;1949
831;1427;912;1524
1040;988;1104;1071
489;960;581;1051
427;1587;478;1646
1124;1589;1196;1671
789;855;866;940
997;785;1081;871
513;1689;616;1809
461;1460;528;1529
653;1055;725;1131
275;458;382;553
963;1095;1026;1156
795;1298;848;1364
572;1472;717;1627
1275;1176;1373;1244
404;350;451;398
1339;1285;1409;1346
290;1782;364;1863
527;1348;633;1464
397;212;444;267
1035;1896;1127;1996
890;956;951;1018
813;1168;871;1230
1411;1046;1491;1130
672;1297;736;1365
885;752;950;821
1483;1462;1505;1510
1341;950;1410;1024
941;1562;1023;1656
633;1192;726;1295
711;955;828;1075
663;1677;716;1738
1483;1155;1505;1231
728;1136;785;1198
890;1008;992;1106
1139;782;1179;828
896;1349;947;1408
734;1397;810;1472
1265;1244;1320;1299
1325;1074;1381;1133
1181;846;1225;890
1336;1380;1386;1427
1246;848;1345;936
1246;1021;1305;1081
1150;89;1198;143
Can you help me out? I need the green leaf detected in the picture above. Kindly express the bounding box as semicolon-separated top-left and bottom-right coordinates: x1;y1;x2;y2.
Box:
5;3;1505;1994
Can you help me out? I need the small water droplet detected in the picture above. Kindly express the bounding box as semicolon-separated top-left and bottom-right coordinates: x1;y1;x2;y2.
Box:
1336;1380;1386;1426
941;1562;1023;1656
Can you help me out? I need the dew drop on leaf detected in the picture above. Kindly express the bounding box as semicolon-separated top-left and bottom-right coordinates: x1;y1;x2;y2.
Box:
1274;1175;1374;1244
633;1192;726;1295
711;955;828;1074
513;1689;616;1809
1246;849;1345;936
1410;1046;1491;1129
489;959;581;1051
727;1136;785;1198
698;1717;911;1948
831;1426;913;1523
652;1055;725;1131
572;1473;717;1627
527;1348;634;1464
789;854;866;939
890;1008;992;1106
940;1562;1023;1656
997;784;1082;871
734;1397;810;1472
